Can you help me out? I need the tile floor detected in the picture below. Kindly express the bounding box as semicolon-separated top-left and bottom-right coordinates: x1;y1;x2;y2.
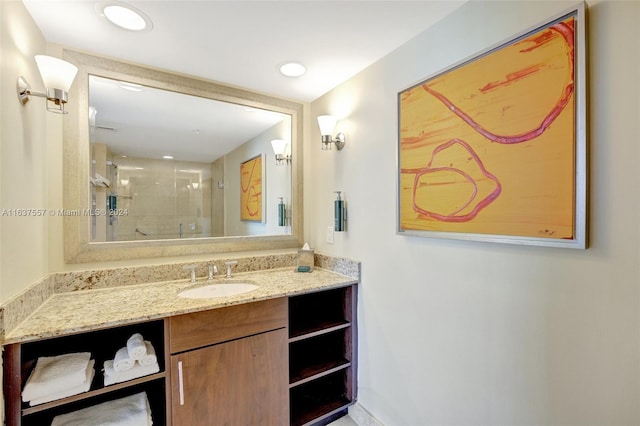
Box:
328;415;358;425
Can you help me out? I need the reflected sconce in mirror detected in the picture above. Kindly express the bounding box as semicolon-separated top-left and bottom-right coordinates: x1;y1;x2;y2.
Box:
271;139;291;165
317;115;345;150
89;106;98;133
17;55;79;113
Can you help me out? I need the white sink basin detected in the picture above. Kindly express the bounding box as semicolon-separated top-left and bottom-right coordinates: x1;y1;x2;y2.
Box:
178;283;259;299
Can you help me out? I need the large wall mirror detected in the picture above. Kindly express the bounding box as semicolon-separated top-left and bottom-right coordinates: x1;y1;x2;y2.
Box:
63;50;303;263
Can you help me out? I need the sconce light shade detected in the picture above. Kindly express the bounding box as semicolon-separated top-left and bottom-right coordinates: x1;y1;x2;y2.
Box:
317;115;345;150
271;139;291;165
34;55;78;92
317;115;337;136
17;55;78;113
271;139;287;156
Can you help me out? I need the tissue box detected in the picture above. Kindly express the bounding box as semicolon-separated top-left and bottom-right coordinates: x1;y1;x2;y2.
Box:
296;249;314;272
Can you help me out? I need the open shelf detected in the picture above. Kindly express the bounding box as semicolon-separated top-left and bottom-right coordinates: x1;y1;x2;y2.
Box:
290;329;351;387
289;287;351;339
288;285;356;426
20;381;167;426
8;319;167;426
290;369;352;426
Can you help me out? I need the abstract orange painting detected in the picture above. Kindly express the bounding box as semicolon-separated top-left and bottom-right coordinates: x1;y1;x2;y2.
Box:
240;155;262;222
398;7;586;248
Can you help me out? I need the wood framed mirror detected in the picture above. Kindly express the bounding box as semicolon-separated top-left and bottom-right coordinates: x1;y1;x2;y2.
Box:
63;50;303;263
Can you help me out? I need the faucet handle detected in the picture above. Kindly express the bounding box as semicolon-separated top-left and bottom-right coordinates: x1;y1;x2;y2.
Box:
224;260;238;278
182;264;197;283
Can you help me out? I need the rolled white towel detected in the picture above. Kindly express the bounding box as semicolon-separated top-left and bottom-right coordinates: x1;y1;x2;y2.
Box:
51;391;152;426
126;333;147;360
103;360;160;386
22;352;91;402
29;360;95;406
113;347;134;372
137;342;157;367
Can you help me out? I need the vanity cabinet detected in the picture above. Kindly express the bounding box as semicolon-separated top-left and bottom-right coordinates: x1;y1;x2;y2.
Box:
169;297;289;425
3;284;358;426
3;320;169;426
288;285;357;426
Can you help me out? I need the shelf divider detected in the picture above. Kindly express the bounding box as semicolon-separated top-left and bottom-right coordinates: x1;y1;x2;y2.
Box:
21;372;166;416
289;320;350;342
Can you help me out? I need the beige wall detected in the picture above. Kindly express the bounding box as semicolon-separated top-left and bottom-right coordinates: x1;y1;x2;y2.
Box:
308;0;640;424
0;0;48;302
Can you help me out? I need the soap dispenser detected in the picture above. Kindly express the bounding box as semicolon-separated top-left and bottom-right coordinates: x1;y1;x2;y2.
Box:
334;191;346;232
277;197;286;227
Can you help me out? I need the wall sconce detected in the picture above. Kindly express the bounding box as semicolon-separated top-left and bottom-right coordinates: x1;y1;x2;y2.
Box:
317;115;345;150
17;55;78;114
271;139;291;165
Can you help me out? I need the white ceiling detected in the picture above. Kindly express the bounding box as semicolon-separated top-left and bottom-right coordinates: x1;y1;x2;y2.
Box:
23;0;466;162
23;0;466;103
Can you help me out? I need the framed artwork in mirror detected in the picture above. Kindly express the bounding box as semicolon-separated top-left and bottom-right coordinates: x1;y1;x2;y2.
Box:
240;154;264;222
397;4;586;249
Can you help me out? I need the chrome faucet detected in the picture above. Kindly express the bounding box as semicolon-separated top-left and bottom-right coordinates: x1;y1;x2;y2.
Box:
224;261;238;278
208;264;218;280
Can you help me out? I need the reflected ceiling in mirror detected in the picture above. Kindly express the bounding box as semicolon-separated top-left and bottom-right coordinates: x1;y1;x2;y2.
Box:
89;76;289;161
89;75;293;242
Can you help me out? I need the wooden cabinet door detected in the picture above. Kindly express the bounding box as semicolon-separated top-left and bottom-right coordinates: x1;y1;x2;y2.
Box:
171;329;289;426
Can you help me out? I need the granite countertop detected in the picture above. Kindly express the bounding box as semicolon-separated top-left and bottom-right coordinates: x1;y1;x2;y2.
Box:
5;267;357;345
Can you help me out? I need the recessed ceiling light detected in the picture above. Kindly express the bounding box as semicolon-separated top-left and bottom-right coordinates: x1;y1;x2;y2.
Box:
279;62;306;77
162;155;174;160
97;2;153;32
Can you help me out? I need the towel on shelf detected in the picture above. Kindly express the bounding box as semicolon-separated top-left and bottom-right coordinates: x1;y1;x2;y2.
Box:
113;347;134;372
126;333;147;360
29;360;95;406
22;352;91;402
137;342;157;367
103;360;159;386
51;391;153;426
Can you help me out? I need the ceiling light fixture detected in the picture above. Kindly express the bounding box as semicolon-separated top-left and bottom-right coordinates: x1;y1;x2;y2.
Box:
98;2;153;32
279;62;306;77
162;155;174;160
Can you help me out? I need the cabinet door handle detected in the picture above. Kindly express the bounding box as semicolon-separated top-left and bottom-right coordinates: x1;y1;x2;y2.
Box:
177;361;185;406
